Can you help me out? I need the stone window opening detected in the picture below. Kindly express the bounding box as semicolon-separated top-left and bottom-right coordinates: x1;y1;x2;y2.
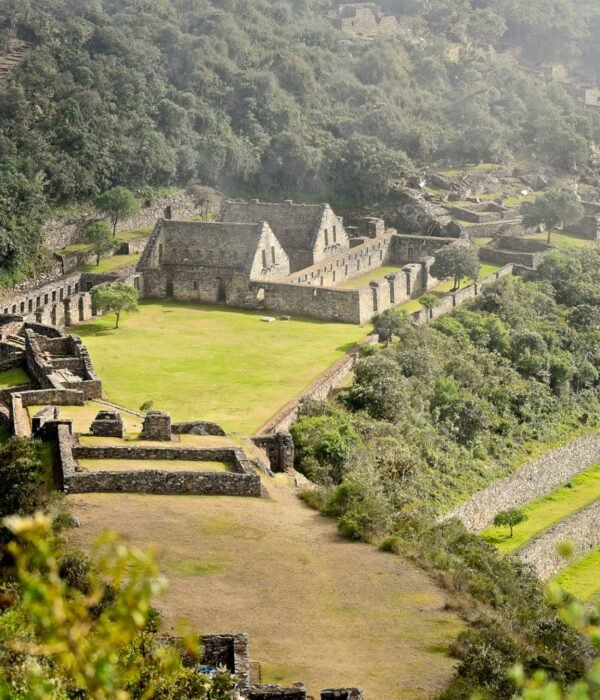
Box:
11;305;16;314
261;249;268;269
44;294;49;305
158;244;163;263
271;246;276;264
324;228;329;246
28;299;33;313
36;296;41;308
193;281;199;291
19;302;24;313
52;291;56;302
67;285;72;296
59;288;64;301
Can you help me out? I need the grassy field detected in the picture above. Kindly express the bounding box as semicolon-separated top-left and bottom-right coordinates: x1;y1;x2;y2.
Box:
77;253;141;275
77;458;230;472
0;367;30;388
481;463;600;554
525;231;598;250
75;301;367;434
338;265;405;289
555;549;600;602
67;476;462;698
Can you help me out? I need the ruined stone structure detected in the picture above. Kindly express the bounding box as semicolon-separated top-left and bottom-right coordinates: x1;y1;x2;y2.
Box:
138;199;462;324
479;236;552;268
142;410;172;441
326;2;398;36
139;219;290;305
218;200;349;273
90;410;125;438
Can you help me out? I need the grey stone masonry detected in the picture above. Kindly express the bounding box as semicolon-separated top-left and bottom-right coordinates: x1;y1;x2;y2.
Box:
90;411;125;439
321;690;364;700
249;685;307;699
517;500;600;580
448;432;600;531
143;411;172;441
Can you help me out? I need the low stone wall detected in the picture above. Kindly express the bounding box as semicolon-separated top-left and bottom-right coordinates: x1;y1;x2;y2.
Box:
517;500;600;580
479;246;548;269
410;265;513;326
249;686;307;700
66;469;262;498
72;444;252;473
171;421;226;437
60;443;262;497
448;432;600;531
252;432;295;472
465;219;521;238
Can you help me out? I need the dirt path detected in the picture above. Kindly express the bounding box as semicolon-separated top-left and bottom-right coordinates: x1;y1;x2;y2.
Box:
68;476;461;698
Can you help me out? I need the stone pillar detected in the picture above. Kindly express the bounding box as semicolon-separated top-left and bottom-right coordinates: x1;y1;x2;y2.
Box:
276;431;295;472
142;411;172;441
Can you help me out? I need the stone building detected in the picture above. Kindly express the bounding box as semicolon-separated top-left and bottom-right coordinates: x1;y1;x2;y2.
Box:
138;220;290;305
218;200;349;273
326;2;398;36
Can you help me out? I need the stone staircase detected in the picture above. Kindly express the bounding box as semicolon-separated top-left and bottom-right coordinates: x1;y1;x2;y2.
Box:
0;41;33;91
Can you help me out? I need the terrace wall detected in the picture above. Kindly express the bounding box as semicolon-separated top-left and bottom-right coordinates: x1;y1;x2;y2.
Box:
517;500;600;580
447;431;600;531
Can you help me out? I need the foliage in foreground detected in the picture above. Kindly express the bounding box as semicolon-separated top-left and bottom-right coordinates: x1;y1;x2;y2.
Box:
0;514;234;699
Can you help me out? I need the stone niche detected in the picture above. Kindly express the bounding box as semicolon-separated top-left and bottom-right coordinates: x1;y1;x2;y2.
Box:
142;410;172;441
90;410;125;439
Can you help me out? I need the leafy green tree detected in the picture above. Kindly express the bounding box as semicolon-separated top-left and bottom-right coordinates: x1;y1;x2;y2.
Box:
0;513;234;698
85;221;118;265
522;190;585;244
373;308;411;342
493;508;528;538
419;293;440;315
430;244;480;290
95;188;139;237
92;283;138;329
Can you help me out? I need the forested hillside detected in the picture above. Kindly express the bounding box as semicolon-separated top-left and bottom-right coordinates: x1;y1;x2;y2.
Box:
0;0;599;279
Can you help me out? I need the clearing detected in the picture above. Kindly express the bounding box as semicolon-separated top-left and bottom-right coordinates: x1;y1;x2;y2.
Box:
0;367;30;388
481;463;600;554
68;476;462;699
75;301;367;434
555;549;600;602
76;253;141;275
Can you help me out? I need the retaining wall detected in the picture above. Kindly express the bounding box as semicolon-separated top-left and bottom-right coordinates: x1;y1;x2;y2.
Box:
448;432;600;531
517;500;600;580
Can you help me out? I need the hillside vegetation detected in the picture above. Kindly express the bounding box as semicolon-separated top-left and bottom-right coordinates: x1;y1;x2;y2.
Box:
1;0;600;281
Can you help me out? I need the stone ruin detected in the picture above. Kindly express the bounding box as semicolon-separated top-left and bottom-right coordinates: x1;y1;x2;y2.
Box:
142;410;172;441
89;410;125;439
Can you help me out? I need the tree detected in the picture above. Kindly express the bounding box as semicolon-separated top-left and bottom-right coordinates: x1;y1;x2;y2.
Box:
430;245;480;291
419;293;440;316
493;508;527;538
95;187;139;237
92;283;138;329
522;189;585;244
373;308;411;343
85;221;118;265
0;513;234;698
186;183;221;221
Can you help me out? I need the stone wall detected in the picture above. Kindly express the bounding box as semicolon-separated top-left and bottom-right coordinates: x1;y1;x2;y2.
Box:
252;432;295;472
517;500;600;580
464;219;522;238
447;432;600;531
59;443;263;497
410;266;513;326
479;245;548;269
565;215;599;240
172;421;226;437
284;234;393;288
249;685;307;700
388;234;459;263
42;191;200;253
321;691;364;700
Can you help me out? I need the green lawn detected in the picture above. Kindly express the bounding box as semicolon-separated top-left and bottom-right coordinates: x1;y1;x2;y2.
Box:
525;231;598;250
481;463;600;554
338;265;406;289
0;367;30;388
554;549;600;602
77;253;141;275
75;301;367;434
77;458;230;473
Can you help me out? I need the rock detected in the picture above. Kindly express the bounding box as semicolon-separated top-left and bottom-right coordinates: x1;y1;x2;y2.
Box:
534;175;549;190
406;174;426;189
261;316;276;323
279;315;292;321
69;516;81;528
444;220;463;238
428;173;452;189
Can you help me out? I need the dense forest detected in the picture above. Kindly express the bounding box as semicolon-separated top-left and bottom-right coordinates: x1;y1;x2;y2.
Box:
291;248;600;697
1;0;600;279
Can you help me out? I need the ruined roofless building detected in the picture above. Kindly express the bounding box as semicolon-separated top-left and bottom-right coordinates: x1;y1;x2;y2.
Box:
218;200;349;273
138;220;290;306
